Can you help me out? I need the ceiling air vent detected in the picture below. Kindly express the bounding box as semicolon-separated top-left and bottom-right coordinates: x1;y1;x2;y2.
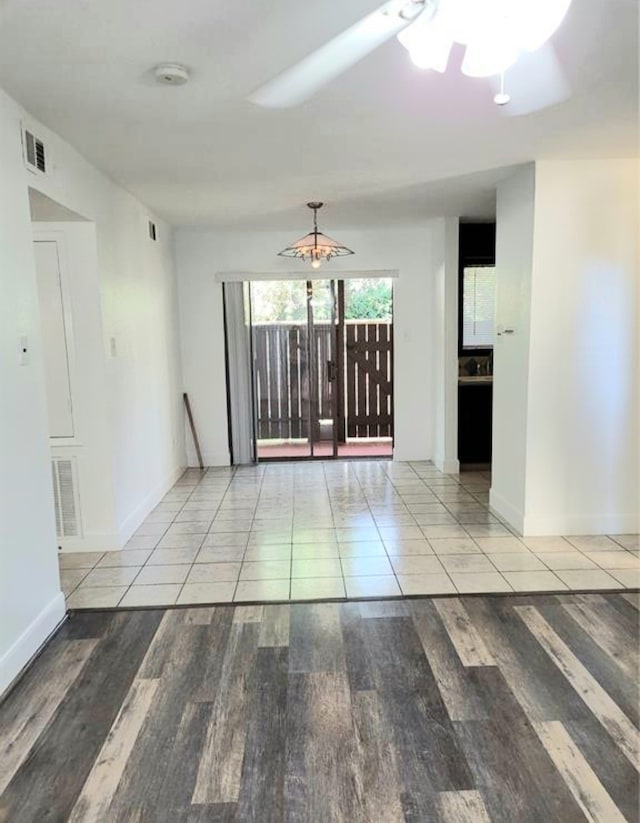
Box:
21;123;48;175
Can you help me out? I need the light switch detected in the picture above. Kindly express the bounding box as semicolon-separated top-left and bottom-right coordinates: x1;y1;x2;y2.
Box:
18;335;29;365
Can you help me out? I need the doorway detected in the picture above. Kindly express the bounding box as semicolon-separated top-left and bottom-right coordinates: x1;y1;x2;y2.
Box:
249;278;394;460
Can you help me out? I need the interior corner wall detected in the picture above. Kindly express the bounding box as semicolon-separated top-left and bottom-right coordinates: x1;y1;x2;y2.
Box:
432;217;460;474
523;158;639;535
15;100;186;545
174;224;440;466
490;164;535;532
0;89;63;695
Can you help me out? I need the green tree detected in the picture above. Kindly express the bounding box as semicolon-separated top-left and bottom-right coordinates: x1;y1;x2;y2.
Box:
345;279;392;320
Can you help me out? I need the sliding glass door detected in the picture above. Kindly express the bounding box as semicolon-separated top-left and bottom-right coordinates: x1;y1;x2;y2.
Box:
247;277;393;461
307;279;338;458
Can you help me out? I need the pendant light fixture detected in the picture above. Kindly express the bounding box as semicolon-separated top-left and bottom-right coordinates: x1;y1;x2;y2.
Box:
278;202;354;269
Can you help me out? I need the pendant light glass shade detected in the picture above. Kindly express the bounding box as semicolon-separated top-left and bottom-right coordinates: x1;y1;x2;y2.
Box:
278;202;354;266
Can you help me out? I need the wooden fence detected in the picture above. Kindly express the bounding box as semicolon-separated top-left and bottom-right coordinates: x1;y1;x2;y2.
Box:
345;321;393;439
252;321;393;441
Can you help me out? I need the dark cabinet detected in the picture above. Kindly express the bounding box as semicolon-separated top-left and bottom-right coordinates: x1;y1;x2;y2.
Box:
458;383;493;464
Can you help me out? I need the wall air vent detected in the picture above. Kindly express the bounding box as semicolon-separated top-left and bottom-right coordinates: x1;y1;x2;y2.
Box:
51;457;82;538
21;123;48;175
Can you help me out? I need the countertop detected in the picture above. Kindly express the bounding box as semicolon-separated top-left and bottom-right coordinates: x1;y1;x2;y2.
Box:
458;375;494;385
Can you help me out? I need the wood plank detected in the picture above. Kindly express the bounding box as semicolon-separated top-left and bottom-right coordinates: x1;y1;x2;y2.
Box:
289;326;301;438
565;716;640;823
463;597;594;723
59;610;117;639
357;323;368;438
279;325;291;439
258;603;290;648
192;622;260;803
237;647;288;822
151;701;214;822
621;592;640;610
351;690;404;823
1;594;636;822
346;323;357;438
103;623;218;820
289;603;346;673
285;671;363;821
68;678;159;823
267;326;278;439
233;605;263;624
564;600;639;681
515;605;640;766
453;666;588;823
533;720;627;823
410;601;492;722
189;607;235;703
255;326;269;438
183;607;214;625
0;638;98;795
0;610;162;823
339;602;375;692
171;804;237;823
433;599;494;667
362;616;475;811
437;790;492;823
137;609;185;678
537;602;639;725
388;319;394;438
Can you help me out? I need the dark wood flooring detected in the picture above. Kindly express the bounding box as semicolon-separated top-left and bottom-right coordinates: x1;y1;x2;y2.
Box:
1;592;638;822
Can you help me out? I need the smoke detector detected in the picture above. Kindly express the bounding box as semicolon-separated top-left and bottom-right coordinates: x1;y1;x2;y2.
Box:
154;63;190;86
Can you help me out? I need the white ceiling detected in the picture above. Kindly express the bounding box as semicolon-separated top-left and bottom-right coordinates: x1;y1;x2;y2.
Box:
0;0;637;227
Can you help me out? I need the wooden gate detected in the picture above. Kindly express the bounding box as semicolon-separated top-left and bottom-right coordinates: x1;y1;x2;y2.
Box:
345;321;393;438
252;320;393;441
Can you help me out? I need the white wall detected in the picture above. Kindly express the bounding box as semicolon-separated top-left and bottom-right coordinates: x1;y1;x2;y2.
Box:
491;160;639;536
432;217;460;474
175;224;444;465
1;83;185;693
20;106;186;545
490;165;536;531
524;158;639;534
0;89;64;694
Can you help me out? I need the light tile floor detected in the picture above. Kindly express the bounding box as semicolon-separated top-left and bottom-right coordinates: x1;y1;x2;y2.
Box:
60;461;639;609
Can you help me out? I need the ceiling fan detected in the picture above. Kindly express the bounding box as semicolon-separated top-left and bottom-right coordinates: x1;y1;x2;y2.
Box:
249;0;572;116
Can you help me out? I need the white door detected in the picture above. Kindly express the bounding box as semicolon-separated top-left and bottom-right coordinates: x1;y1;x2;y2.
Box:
33;240;74;437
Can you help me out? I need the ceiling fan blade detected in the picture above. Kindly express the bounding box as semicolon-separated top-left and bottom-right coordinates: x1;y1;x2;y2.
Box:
249;3;411;108
491;43;571;116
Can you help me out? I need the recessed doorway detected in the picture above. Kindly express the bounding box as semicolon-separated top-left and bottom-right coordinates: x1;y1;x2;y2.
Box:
249;278;394;461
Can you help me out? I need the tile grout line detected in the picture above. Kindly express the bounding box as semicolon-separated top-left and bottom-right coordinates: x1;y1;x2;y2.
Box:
62;461;638;607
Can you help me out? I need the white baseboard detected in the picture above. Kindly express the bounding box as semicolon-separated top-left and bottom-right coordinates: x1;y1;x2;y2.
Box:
58;532;121;552
117;463;186;545
434;456;460;475
0;592;66;698
490;488;525;535
392;451;431;463
522;512;640;537
187;452;230;468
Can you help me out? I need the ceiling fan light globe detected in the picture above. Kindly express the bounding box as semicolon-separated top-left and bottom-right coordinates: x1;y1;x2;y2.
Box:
518;0;573;52
461;41;519;78
398;7;452;72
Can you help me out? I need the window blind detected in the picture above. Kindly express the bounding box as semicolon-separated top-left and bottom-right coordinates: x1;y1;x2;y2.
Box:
462;265;495;349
